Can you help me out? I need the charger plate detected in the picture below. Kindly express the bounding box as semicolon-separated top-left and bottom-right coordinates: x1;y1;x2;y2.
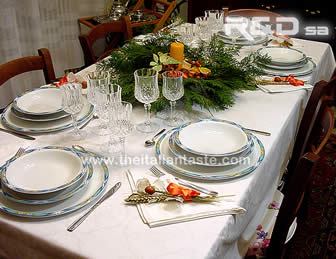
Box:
262;59;316;77
155;128;265;181
0;156;109;218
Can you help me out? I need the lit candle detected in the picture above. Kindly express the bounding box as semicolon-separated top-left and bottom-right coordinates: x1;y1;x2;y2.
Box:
169;42;184;62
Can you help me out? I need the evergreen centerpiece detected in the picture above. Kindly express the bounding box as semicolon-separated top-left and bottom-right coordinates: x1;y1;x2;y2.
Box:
98;32;270;112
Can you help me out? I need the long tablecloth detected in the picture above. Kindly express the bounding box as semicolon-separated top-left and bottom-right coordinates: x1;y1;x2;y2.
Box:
0;38;335;259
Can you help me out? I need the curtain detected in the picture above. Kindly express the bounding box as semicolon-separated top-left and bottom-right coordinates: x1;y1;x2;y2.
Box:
0;0;107;109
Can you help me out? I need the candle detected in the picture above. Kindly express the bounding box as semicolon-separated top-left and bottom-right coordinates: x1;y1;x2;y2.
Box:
169;42;184;62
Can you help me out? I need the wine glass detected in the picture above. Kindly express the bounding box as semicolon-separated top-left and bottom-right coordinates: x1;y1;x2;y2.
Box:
134;68;159;133
86;71;110;135
108;101;134;156
95;83;122;135
61;83;86;139
162;71;184;127
195;16;211;42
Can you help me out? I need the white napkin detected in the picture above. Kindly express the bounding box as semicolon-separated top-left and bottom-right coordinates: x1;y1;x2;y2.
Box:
126;169;246;227
257;83;313;93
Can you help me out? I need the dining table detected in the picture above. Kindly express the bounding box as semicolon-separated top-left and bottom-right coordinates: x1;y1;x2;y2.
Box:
0;35;335;259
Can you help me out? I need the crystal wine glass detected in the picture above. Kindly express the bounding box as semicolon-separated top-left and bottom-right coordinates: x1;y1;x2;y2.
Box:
134;68;159;133
162;71;184;127
225;16;245;46
108;101;134;156
95;83;122;135
61;83;86;139
195;16;211;42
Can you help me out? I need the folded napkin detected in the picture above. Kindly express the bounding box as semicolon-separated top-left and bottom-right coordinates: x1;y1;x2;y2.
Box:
126;169;246;227
257;83;313;93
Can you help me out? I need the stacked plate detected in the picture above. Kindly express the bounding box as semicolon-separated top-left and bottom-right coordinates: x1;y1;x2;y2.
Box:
155;119;265;181
0;146;109;218
217;31;268;46
1;87;94;134
257;47;316;76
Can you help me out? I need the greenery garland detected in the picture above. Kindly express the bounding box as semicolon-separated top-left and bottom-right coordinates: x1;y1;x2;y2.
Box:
98;32;270;112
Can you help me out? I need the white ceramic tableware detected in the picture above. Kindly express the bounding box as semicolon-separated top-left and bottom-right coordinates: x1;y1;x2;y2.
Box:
1;101;93;134
168;130;252;167
175;119;249;156
0;159;109;218
2;148;86;194
262;59;316;77
13;87;63;115
11;107;70;122
155;129;265;181
1;164;93;205
257;47;306;65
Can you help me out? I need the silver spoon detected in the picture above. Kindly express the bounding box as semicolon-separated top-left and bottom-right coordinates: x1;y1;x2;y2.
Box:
145;129;166;147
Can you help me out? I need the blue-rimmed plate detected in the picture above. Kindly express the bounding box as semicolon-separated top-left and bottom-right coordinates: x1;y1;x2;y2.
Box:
155;129;265;181
0;155;109;218
1;100;93;134
169;130;253;167
261;59;316;77
1;163;94;205
1;146;88;195
174;119;251;157
12;87;64;116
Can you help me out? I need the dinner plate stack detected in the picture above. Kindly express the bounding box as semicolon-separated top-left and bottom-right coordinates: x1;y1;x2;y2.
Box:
1;87;94;134
155;119;265;181
257;47;316;76
0;146;109;218
217;31;269;46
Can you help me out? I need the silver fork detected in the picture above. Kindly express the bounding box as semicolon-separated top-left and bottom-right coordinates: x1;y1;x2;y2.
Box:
0;147;25;182
150;166;218;196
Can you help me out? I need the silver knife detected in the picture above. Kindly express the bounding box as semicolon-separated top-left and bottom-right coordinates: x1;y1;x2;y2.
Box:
67;182;121;232
0;128;35;140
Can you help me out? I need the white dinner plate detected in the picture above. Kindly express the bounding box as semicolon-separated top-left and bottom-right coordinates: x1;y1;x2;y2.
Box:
262;59;316;77
1;147;87;195
217;34;268;46
1;101;93;134
262;58;308;70
11;106;69;122
169;130;253;167
1;163;93;205
13;87;63;115
257;47;306;65
175;119;249;156
155;129;265;181
0;157;109;218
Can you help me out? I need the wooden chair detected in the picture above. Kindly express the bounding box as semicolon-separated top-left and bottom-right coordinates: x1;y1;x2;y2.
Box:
131;0;177;33
283;77;336;194
79;16;133;67
0;48;56;86
245;102;335;259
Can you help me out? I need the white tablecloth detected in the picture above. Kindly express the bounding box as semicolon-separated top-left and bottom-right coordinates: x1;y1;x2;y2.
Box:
0;38;335;259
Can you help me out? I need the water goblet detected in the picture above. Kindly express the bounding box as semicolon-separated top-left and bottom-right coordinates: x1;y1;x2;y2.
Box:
61;83;86;139
195;16;211;42
95;83;122;135
225;16;245;46
108;101;134;156
162;71;184;127
134;68;159;133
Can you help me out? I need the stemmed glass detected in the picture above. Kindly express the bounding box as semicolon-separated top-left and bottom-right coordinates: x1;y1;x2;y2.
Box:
195;16;211;42
225;16;244;46
61;83;86;139
134;68;159;133
95;83;122;135
162;71;184;127
108;101;134;156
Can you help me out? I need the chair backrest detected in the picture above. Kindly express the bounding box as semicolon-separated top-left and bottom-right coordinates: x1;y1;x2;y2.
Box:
267;151;320;258
0;48;56;86
131;0;177;33
79;16;133;66
284;78;336;191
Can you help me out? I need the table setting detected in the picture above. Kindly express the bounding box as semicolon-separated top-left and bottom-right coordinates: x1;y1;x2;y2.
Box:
0;9;335;259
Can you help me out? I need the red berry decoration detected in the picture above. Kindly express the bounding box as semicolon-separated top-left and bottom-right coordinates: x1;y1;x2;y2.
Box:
145;185;155;195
